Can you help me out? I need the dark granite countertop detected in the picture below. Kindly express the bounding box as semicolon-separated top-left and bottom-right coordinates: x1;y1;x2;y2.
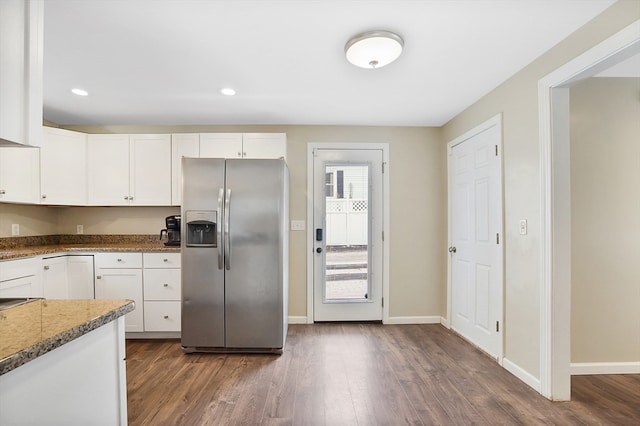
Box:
0;235;180;261
0;298;134;375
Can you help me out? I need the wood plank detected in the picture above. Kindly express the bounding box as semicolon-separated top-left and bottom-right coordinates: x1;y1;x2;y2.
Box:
125;325;640;425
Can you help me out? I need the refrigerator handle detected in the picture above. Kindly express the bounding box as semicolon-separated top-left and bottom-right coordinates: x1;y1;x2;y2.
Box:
224;188;231;270
217;188;224;270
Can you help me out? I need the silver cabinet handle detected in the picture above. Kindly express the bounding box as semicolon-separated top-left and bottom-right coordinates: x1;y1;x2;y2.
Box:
117;258;123;262
0;189;6;194
163;258;168;262
237;152;242;157
124;196;129;200
242;152;247;157
163;283;169;287
448;246;457;253
129;196;133;201
41;194;47;199
43;265;50;270
97;275;102;279
164;315;169;319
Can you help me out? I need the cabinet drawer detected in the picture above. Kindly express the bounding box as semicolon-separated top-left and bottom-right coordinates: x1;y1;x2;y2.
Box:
143;269;181;300
95;253;142;269
144;301;181;332
0;257;39;282
143;252;180;268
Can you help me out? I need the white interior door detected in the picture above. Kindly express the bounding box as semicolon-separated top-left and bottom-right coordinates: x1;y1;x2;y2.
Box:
449;118;503;360
313;148;383;321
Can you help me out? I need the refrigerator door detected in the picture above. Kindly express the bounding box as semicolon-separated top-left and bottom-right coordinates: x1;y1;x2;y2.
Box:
181;157;226;349
224;159;286;348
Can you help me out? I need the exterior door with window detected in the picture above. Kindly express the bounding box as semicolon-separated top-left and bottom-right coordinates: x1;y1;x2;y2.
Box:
312;148;383;321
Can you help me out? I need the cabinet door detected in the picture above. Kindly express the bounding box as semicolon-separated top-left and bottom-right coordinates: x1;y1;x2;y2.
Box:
0;276;41;298
200;133;243;158
40;127;87;205
242;133;287;160
171;134;199;205
130;134;171;206
67;255;95;299
42;256;68;299
87;134;130;205
0;146;40;204
0;0;43;147
95;268;143;332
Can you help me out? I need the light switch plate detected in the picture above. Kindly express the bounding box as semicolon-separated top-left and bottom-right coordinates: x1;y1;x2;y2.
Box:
519;219;527;235
291;220;305;231
77;225;84;234
11;224;19;236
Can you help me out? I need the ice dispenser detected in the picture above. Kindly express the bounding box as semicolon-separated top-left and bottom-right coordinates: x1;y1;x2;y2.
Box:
185;210;216;247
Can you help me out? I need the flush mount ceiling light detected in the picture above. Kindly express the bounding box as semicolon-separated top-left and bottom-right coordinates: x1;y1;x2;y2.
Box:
345;30;404;69
221;87;236;96
71;88;88;96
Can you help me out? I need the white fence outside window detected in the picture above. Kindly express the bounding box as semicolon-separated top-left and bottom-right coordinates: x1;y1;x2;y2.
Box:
326;198;368;246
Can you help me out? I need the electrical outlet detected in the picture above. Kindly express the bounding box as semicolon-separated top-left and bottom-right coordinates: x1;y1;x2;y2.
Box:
11;224;19;236
77;225;84;234
290;220;305;231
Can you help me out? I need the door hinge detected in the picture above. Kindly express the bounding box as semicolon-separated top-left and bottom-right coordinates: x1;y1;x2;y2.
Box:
496;233;500;244
382;297;384;308
382;231;384;242
495;145;498;156
496;321;500;332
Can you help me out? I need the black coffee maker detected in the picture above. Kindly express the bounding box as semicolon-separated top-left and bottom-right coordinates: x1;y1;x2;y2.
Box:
159;215;181;246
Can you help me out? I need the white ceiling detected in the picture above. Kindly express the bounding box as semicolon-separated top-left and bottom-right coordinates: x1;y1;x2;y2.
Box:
43;0;617;127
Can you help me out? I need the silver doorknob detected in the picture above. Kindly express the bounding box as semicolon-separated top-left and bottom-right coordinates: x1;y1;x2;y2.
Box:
316;247;323;253
448;246;457;253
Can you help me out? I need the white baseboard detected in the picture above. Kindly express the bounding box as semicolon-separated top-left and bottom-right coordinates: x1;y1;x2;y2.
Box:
571;361;640;375
440;317;450;328
503;357;541;393
384;316;442;325
287;316;308;324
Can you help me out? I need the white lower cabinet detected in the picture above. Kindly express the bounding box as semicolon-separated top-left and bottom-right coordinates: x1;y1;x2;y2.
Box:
95;253;144;332
143;253;181;332
42;256;68;299
0;257;42;298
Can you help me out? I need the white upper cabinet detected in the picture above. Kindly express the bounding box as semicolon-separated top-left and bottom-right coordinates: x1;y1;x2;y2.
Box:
40;127;87;205
130;134;171;206
171;133;199;206
0;146;40;204
87;134;171;206
0;0;43;147
199;133;243;158
87;134;130;205
242;133;287;160
199;133;286;160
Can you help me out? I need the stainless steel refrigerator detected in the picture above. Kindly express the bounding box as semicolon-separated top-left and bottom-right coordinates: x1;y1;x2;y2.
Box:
180;158;289;353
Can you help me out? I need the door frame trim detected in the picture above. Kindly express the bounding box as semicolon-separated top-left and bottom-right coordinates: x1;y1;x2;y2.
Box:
445;113;504;363
306;143;390;323
537;19;640;401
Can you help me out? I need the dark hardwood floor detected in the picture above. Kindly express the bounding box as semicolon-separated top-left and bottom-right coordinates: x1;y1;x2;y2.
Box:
125;324;640;425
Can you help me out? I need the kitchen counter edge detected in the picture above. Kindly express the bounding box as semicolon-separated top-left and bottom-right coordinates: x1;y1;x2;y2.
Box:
0;244;180;261
0;299;135;375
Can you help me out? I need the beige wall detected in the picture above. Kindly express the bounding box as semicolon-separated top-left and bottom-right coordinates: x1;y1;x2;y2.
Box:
570;77;640;363
0;203;58;236
2;124;446;319
442;2;639;378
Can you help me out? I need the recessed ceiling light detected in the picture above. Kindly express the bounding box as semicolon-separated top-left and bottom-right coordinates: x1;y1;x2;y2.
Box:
221;88;236;96
71;88;89;96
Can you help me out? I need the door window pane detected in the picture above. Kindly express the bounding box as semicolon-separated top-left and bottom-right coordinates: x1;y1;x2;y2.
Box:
324;164;369;301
